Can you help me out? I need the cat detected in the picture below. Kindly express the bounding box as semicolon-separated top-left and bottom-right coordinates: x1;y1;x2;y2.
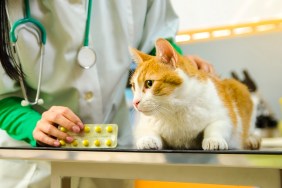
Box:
129;38;261;150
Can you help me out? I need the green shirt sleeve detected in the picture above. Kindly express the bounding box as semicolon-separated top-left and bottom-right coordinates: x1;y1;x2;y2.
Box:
149;38;183;55
0;97;41;146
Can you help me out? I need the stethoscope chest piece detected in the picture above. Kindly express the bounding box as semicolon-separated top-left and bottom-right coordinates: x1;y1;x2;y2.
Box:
77;46;96;69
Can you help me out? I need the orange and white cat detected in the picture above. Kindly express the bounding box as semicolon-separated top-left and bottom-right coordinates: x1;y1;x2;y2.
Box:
130;38;261;150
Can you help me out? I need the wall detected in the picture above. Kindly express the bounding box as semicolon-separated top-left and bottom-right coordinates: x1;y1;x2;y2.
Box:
171;0;282;31
179;31;282;119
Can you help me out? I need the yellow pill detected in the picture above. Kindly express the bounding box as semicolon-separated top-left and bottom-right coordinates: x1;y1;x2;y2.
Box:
84;126;91;133
71;140;78;147
82;140;89;147
106;126;113;133
105;139;112;146
95;126;102;133
59;140;66;146
94;139;101;147
60;127;67;133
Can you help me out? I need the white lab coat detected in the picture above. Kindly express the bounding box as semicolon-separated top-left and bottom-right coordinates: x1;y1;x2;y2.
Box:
0;0;179;187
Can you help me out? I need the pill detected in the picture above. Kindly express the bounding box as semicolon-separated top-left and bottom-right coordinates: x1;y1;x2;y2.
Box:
71;140;78;147
95;126;102;133
82;139;89;146
59;140;66;146
84;126;90;133
94;139;101;147
60;127;67;132
106;125;113;133
105;139;112;146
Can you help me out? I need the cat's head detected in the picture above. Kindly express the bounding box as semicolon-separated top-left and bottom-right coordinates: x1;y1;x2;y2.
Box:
129;38;193;115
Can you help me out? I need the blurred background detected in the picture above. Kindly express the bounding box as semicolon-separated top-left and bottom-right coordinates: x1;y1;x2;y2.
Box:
172;0;282;30
171;0;282;137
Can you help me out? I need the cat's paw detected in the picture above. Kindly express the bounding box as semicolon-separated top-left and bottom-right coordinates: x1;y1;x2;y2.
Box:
244;134;261;150
136;136;163;150
202;137;228;150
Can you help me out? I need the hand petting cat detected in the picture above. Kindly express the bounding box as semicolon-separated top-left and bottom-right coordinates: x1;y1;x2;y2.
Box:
185;55;215;75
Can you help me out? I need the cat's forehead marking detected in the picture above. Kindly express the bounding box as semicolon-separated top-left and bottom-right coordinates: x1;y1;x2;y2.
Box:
136;60;156;83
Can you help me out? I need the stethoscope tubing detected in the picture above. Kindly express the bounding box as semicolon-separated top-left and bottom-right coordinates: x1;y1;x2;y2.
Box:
10;0;94;106
84;0;93;46
12;43;45;106
9;0;46;106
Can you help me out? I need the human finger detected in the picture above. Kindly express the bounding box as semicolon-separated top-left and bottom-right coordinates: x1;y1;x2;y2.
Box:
33;119;76;146
48;106;84;131
33;122;61;147
185;55;197;68
186;55;215;75
42;111;80;133
33;106;83;146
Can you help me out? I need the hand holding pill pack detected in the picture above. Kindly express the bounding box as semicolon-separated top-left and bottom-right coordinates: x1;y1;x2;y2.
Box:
58;124;118;148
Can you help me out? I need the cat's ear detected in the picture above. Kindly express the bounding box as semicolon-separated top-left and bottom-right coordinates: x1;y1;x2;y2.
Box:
155;38;178;69
129;47;152;64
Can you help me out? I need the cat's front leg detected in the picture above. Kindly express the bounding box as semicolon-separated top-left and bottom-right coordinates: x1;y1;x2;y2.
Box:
134;115;163;150
136;135;163;150
202;120;232;150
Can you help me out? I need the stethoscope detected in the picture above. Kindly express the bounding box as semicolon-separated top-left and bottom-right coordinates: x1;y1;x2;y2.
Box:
10;0;95;106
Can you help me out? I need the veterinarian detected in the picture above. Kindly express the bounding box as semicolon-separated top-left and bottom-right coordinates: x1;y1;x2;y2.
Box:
0;0;213;187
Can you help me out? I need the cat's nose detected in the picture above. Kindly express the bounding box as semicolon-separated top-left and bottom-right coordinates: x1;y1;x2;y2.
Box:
133;99;140;108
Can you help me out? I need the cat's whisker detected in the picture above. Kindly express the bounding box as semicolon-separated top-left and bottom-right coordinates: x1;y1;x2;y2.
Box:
152;104;172;115
140;102;160;113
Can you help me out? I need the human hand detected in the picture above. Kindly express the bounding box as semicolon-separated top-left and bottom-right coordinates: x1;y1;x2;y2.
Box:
186;55;215;75
33;106;84;147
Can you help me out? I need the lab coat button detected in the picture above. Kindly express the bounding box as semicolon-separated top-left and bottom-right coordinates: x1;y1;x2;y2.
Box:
84;91;94;102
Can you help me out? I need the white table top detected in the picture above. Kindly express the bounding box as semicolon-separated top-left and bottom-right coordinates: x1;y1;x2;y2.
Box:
0;146;281;169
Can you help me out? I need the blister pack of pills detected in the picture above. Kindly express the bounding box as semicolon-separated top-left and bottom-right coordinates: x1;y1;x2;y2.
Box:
58;124;118;148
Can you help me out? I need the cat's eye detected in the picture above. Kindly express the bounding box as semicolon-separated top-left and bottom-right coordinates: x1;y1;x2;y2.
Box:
144;80;154;89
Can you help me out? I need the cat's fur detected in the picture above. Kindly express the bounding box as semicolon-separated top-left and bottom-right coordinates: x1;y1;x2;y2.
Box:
130;38;261;150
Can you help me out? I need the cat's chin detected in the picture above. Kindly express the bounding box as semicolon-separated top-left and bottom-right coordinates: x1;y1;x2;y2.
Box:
138;109;155;116
141;112;154;116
